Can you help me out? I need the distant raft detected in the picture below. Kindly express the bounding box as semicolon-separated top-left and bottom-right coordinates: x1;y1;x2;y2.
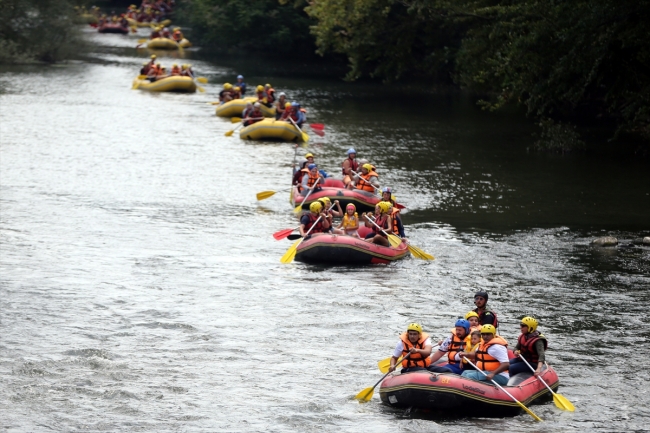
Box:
146;37;192;50
126;18;172;28
98;23;129;34
216;97;275;118
240;119;305;142
132;76;196;93
295;227;409;265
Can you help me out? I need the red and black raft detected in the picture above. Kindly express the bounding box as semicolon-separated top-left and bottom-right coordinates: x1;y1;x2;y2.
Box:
379;365;559;417
295;227;409;265
292;178;400;213
98;23;129;34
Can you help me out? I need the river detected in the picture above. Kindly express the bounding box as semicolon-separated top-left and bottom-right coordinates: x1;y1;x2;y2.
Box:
1;27;649;432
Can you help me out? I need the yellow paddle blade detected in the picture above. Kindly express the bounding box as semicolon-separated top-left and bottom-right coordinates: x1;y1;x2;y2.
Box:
280;239;301;263
224;129;235;137
197;86;205;93
137;38;147;43
231;117;242;123
387;234;402;248
408;244;435;260
256;190;276;201
293;204;304;214
377;357;391;373
554;393;575;412
301;132;310;143
137;74;147;80
516;400;543;421
355;387;374;402
196;77;208;84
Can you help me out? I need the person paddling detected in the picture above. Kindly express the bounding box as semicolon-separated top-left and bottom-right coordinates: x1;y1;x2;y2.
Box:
219;83;234;104
301;164;324;194
299;201;330;240
460;324;510;385
275;93;287;119
350;164;379;192
473;291;498;328
236;75;246;94
388;323;432;373
509;317;547;377
362;201;392;246
341;148;358;186
244;103;264;126
428;319;472;374
382;188;405;238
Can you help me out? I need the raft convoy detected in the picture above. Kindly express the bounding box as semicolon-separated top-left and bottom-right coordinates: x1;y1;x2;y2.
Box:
86;1;573;420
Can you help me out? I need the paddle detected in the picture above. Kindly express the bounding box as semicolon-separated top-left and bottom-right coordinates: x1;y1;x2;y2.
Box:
225;118;264;137
280;214;323;263
286;116;309;143
257;187;292;201
356;353;411;403
309;123;325;137
365;215;435;260
196;77;208;84
462;357;543;421
518;355;575;412
273;227;299;241
293;177;321;214
287;234;302;240
132;74;149;90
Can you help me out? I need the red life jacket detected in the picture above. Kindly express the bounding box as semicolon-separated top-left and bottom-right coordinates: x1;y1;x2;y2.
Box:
341;157;358;176
294;168;309;191
399;332;432;368
266;88;275;103
371;214;389;237
304;213;324;234
473;307;499;328
518;332;547;364
172;30;182;41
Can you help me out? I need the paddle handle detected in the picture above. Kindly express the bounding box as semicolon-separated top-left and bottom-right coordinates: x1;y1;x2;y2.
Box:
373;353;411;388
518;354;555;395
350;169;380;192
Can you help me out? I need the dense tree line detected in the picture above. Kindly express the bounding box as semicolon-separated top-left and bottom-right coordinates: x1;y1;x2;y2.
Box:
0;0;83;63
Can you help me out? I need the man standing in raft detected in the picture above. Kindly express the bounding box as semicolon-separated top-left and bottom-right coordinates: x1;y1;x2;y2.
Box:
509;316;547;377
460;324;510;385
299;201;330;239
388;323;432;373
473;290;498;328
428;319;472;375
341;148;358;186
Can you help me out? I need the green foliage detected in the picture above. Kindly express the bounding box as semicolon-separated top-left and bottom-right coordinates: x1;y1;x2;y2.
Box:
0;0;82;63
179;0;315;55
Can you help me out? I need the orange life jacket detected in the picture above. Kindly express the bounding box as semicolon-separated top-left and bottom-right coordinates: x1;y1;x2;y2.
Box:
306;172;320;188
447;331;471;366
475;336;508;372
518;332;547;365
390;207;400;235
355;170;378;192
266;88;275;103
172;30;182;41
400;332;432;368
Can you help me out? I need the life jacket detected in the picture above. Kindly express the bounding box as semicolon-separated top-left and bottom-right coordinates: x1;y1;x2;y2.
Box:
355;170;378;192
294;168;309;192
281;108;292;120
518;332;547;364
266;88;275;103
306;171;320;188
341;157;358;176
475;336;508;372
447;331;471;366
172;30;182;41
151;30;161;39
473;307;499;328
171;66;181;75
390;208;401;235
371;214;389;237
250;109;263;119
304;213;324;234
399;332;432;368
462;342;480;364
342;213;359;229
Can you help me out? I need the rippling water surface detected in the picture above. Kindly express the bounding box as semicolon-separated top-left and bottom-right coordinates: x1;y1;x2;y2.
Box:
1;28;649;432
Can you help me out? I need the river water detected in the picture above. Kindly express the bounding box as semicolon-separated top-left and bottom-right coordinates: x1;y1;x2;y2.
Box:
1;27;649;432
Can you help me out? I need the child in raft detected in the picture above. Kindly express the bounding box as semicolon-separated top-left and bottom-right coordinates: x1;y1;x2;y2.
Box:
465;311;481;333
334;204;361;238
461;330;482;369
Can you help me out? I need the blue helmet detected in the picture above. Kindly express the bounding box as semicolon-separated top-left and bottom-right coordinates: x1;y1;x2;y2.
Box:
291;101;300;107
346;148;356;155
237;74;244;79
455;319;470;333
307;163;317;170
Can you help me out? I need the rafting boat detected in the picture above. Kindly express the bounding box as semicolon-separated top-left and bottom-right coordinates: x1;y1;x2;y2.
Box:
127;18;172;28
295;227;409;265
291;184;382;213
146;37;191;50
98;23;129;34
216;97;275;118
132;76;196;93
379;365;559;417
240;119;305;142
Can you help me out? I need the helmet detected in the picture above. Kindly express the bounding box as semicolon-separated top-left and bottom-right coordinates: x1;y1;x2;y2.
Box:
318;197;331;206
256;85;264;92
265;83;271;87
381;187;392;194
253;102;261;108
346;203;356;211
279;92;286;97
455;319;470;333
377;201;391;214
520;316;538;333
224;83;232;90
182;64;188;69
292;102;301;107
407;323;423;333
480;324;496;335
234;86;240;91
307;163;317;170
172;63;177;67
245;102;252;108
150;54;156;59
285;102;292;108
305;153;314;158
362;163;372;172
464;311;479;320
142;62;148;66
346;148;356;155
237;74;244;79
358;158;369;165
474;291;489;301
309;201;322;214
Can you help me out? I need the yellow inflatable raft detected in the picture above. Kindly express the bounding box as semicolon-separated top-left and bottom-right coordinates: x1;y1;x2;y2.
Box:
216;97;276;118
132;76;196;93
127;18;172;28
240;119;305;142
146;37;191;50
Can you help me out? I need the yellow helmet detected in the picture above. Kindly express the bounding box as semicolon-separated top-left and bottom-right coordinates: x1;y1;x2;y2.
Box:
520;316;538;333
305;153;314;158
173;27;180;31
150;54;157;59
265;83;271;87
362;163;373;172
318;197;331;207
285;102;292;108
224;83;233;90
234;86;240;91
309;201;322;214
256;85;264;92
464;311;479;320
407;323;423;333
480;324;496;335
181;64;188;69
377;201;391;214
172;63;177;67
